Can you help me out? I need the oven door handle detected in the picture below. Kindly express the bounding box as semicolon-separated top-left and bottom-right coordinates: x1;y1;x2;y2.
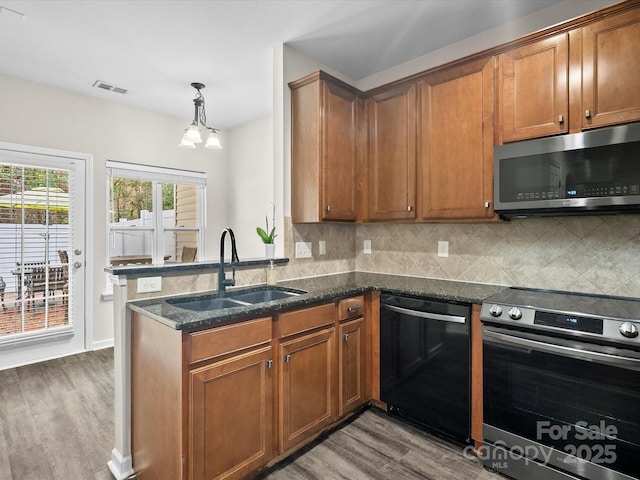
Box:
382;304;466;324
484;329;640;371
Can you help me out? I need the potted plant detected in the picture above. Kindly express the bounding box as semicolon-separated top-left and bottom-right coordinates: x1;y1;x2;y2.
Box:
257;203;277;259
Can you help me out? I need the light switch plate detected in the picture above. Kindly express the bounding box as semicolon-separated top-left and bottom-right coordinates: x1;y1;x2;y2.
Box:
137;276;162;293
438;240;449;258
295;241;312;258
319;240;326;255
363;239;372;255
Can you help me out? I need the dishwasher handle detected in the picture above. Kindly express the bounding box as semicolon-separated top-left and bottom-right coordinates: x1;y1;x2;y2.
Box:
382;303;467;324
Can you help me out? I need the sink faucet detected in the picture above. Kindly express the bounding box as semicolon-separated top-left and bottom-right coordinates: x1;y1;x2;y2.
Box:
218;227;239;292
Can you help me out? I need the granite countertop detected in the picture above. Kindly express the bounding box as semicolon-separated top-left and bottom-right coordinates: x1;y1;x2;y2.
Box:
128;272;508;331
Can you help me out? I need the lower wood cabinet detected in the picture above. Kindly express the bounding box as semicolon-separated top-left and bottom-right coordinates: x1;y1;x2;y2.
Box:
279;326;336;452
131;296;371;480
190;346;274;480
339;317;365;416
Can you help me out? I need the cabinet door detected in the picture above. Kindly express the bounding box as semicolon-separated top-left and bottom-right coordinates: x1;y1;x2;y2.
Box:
368;83;417;220
419;57;495;219
339;317;365;416
582;7;640;129
322;80;359;221
279;327;336;452
499;33;568;142
190;346;273;480
290;72;360;223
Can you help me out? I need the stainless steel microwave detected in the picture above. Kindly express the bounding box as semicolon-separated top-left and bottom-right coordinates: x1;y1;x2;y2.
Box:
494;122;640;218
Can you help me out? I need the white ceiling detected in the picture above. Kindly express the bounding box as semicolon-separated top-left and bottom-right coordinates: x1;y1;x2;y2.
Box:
0;0;566;130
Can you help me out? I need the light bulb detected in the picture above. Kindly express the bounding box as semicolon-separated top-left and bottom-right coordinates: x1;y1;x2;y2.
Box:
205;130;222;149
184;123;202;143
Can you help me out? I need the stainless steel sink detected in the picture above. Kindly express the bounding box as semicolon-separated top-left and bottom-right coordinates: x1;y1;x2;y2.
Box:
166;295;248;312
229;287;304;304
165;287;306;312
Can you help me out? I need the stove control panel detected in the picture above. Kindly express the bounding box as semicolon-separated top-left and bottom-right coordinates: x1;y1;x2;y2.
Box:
480;302;640;347
481;288;640;348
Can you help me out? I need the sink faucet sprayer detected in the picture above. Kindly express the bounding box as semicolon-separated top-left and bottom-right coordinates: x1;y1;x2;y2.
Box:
218;227;239;292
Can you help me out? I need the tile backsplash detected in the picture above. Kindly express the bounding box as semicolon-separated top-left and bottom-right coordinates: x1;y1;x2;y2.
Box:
129;215;640;300
279;215;640;298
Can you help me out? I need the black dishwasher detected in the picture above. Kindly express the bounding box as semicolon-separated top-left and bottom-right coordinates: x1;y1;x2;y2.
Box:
380;294;471;444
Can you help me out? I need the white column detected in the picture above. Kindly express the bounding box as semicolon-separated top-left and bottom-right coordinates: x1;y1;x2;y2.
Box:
107;275;134;479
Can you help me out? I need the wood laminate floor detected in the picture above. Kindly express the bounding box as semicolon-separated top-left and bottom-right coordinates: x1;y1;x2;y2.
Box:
0;349;114;480
259;410;502;480
0;349;503;480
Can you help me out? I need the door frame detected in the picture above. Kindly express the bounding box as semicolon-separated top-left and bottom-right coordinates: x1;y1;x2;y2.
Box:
0;141;93;369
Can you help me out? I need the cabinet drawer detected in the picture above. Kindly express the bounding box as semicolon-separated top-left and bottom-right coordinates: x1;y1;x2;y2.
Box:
277;303;335;338
338;296;365;321
189;317;272;364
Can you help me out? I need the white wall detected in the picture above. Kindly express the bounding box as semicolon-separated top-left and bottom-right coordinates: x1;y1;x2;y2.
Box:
0;73;228;347
226;115;275;259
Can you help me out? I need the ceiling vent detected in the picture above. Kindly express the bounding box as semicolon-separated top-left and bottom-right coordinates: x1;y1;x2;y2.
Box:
92;80;127;95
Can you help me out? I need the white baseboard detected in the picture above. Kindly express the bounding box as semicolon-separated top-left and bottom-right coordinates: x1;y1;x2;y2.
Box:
93;338;115;350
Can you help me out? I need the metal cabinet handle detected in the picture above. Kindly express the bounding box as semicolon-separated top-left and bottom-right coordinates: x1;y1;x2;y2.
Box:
266;359;273;369
585;109;591;119
407;205;413;212
284;354;291;363
382;304;466;323
558;114;564;124
343;333;349;341
484;201;490;208
326;205;331;212
347;305;362;313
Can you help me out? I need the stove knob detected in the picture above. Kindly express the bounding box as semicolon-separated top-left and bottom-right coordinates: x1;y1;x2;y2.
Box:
489;305;503;317
619;322;639;339
508;307;522;320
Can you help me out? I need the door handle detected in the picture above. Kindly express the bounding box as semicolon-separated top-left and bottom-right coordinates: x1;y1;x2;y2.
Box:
284;354;291;363
73;261;82;268
343;333;349;341
383;304;467;323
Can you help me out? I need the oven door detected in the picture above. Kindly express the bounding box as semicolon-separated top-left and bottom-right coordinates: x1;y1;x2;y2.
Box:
483;326;640;480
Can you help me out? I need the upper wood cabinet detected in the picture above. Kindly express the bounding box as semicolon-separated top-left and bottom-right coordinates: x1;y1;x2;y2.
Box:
290;71;362;223
419;57;495;220
367;83;417;221
498;33;569;143
581;6;640;130
499;4;640;142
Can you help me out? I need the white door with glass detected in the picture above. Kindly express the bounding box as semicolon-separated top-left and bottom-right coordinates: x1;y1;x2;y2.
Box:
0;144;87;369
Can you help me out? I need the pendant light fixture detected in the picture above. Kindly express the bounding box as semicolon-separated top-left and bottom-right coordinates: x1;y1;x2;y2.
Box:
179;82;222;149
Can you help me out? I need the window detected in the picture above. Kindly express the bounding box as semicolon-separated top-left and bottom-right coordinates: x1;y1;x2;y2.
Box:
106;161;206;266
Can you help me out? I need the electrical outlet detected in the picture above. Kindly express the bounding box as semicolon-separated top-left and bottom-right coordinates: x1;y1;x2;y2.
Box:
295;242;312;258
137;276;162;293
363;239;372;255
438;240;449;258
319;240;326;255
